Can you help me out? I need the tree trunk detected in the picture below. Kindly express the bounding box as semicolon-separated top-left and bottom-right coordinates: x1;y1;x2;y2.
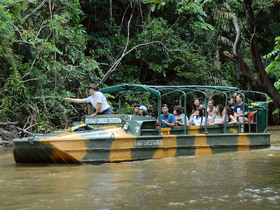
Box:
110;0;112;28
224;0;280;108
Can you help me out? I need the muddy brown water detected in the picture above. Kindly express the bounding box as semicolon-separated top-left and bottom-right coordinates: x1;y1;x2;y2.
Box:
0;126;280;209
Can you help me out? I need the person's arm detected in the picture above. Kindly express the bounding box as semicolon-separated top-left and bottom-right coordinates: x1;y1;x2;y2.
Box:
210;115;215;125
181;114;188;126
185;116;189;126
90;102;102;118
176;115;183;126
166;122;175;127
88;104;92;115
215;114;226;124
65;98;87;103
190;112;196;118
201;117;205;126
244;104;249;116
233;104;238;118
234;112;239;118
177;120;184;126
228;115;238;124
189;117;194;125
168;115;176;127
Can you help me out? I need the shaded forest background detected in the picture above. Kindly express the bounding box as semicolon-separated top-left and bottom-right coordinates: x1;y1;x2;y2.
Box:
1;0;280;139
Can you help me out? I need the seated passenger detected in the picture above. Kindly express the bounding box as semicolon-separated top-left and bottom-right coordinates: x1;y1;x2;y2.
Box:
157;104;176;128
234;94;249;123
227;97;234;115
190;98;204;118
210;104;226;125
173;106;188;126
225;97;237;124
133;104;140;115
189;108;205;126
138;105;150;117
207;98;215;124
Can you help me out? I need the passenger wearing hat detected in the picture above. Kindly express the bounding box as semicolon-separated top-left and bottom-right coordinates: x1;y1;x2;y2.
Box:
157;104;175;128
65;84;113;117
138;105;150;117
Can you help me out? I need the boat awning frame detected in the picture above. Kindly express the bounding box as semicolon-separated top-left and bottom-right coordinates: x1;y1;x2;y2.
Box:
100;83;268;134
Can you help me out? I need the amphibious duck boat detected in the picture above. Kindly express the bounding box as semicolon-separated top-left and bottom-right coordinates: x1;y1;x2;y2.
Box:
13;84;270;164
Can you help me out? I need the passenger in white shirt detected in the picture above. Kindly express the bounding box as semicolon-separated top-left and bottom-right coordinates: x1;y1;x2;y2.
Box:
190;108;205;126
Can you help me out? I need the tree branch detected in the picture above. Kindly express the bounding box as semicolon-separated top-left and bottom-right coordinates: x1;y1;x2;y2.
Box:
22;78;39;83
22;31;52;79
223;51;260;84
99;3;134;84
161;16;180;42
0;122;18;126
100;40;194;84
224;3;241;54
118;4;130;37
232;16;241;54
23;0;48;22
11;126;35;136
35;25;49;42
12;23;23;40
100;15;194;84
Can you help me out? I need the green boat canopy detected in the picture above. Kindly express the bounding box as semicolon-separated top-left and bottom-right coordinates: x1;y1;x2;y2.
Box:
100;84;161;97
100;83;238;96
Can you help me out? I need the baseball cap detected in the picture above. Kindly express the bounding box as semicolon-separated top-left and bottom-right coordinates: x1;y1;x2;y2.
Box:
139;105;147;112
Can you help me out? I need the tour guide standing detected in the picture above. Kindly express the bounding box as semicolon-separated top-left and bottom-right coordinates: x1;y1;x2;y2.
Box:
158;104;176;128
65;84;113;117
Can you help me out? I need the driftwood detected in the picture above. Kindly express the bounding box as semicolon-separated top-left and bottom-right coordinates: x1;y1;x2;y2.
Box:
0;122;18;126
0;122;34;147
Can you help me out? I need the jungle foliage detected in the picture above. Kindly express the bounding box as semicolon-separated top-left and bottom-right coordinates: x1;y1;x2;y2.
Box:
1;0;280;133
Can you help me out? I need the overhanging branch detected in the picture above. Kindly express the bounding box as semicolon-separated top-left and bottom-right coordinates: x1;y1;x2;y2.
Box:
23;0;48;22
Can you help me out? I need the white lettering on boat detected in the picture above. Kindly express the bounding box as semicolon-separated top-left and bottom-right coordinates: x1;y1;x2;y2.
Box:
85;118;122;124
134;140;163;146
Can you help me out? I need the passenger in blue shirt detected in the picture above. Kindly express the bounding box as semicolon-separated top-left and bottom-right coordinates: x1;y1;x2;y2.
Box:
158;104;176;128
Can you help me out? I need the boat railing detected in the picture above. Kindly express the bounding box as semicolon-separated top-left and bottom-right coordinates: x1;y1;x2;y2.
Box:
245;110;258;133
100;84;269;135
138;123;241;136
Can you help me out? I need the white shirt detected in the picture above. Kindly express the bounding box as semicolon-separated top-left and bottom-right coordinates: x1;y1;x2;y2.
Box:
207;107;216;117
190;116;205;126
84;92;110;113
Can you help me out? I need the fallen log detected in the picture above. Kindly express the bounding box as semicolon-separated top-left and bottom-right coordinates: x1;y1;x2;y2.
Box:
0;122;34;147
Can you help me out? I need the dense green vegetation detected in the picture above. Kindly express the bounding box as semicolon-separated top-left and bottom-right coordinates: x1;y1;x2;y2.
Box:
1;0;280;132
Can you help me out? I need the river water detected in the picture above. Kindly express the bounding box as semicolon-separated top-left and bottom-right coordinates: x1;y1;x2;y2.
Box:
0;126;280;209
